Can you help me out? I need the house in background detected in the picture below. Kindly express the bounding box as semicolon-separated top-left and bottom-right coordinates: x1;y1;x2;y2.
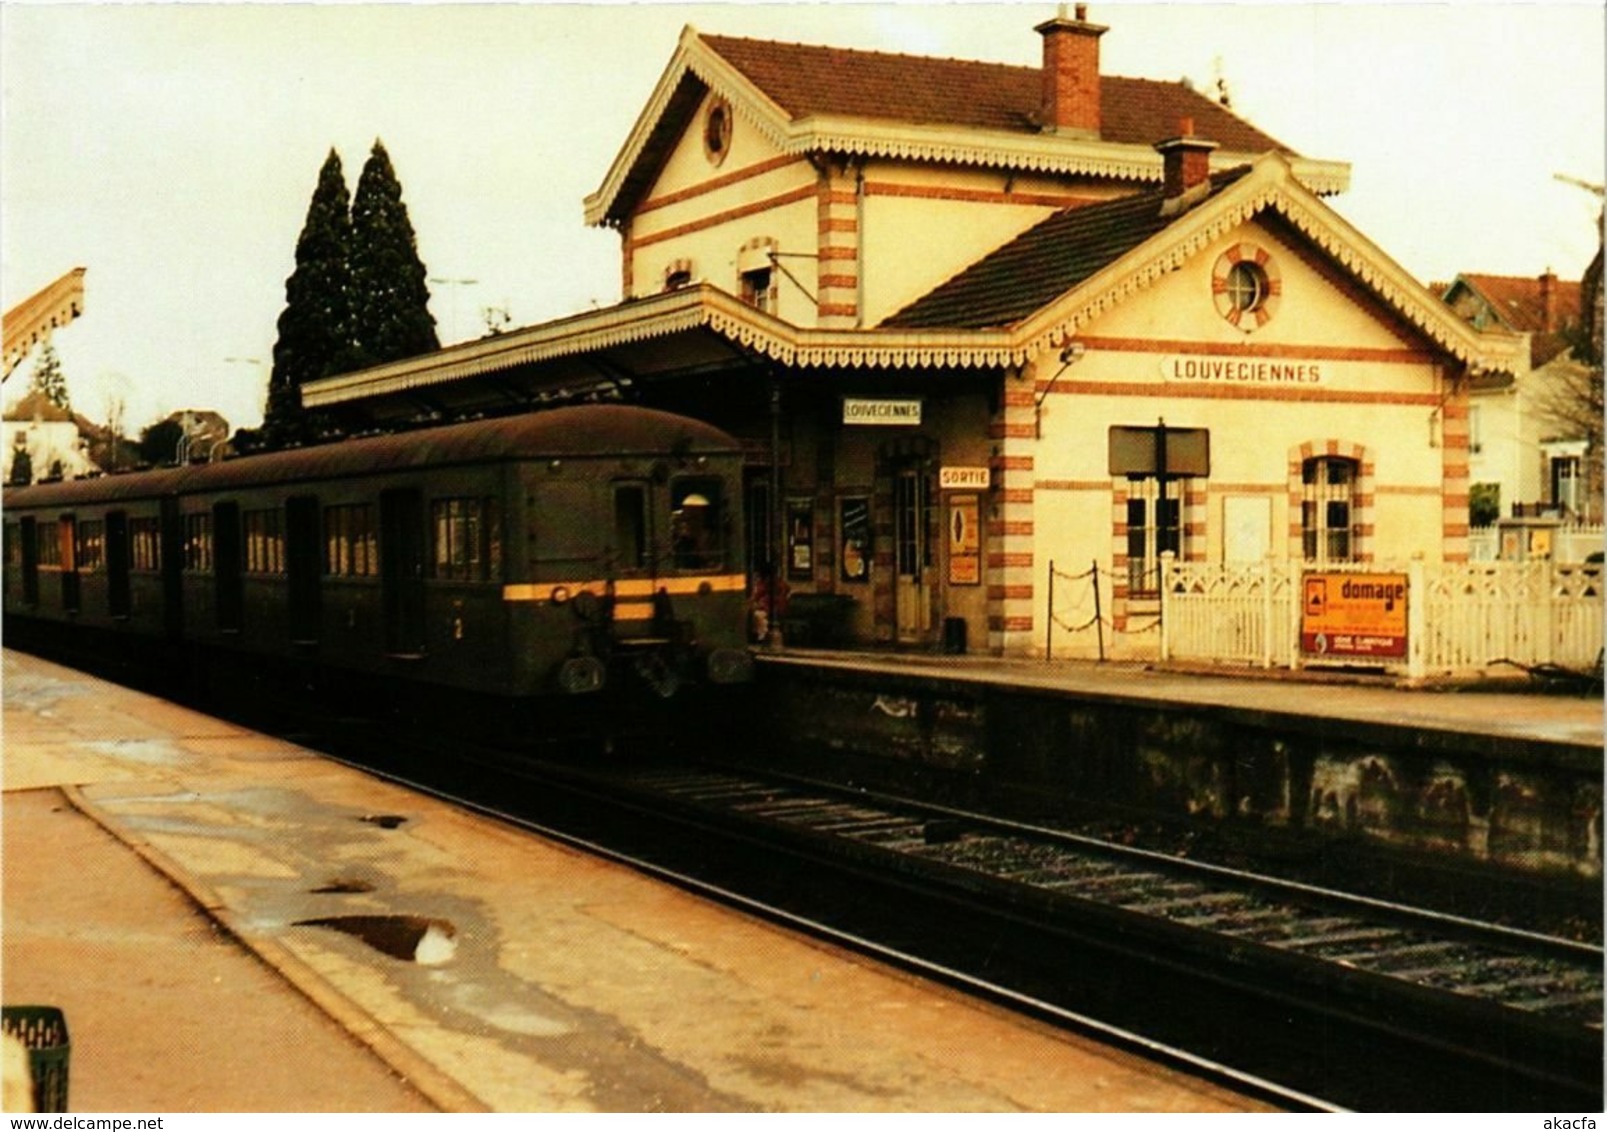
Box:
1440;270;1596;522
3;391;98;484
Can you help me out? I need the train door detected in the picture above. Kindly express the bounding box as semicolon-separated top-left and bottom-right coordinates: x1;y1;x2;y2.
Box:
106;511;131;618
214;502;242;633
380;488;426;655
285;496;321;644
893;465;932;643
20;517;39;606
160;499;185;639
58;516;80;614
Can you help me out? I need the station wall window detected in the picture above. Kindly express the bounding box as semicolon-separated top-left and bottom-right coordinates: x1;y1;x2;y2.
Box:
431;498;501;582
1125;478;1184;597
670;478;725;571
183;513;214;572
75;520;105;573
324;503;378;577
1301;457;1357;563
243;509;285;575
740;266;775;313
130;517;161;572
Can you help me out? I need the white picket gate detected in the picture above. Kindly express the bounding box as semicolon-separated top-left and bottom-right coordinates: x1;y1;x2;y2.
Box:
1160;556;1603;677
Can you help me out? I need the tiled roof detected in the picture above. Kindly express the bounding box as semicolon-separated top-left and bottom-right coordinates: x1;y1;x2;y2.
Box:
1455;273;1582;334
3;391;76;424
702;34;1293;155
883;166;1254;330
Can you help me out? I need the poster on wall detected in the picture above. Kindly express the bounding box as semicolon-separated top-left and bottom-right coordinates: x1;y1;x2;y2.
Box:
1300;571;1408;659
947;494;980;585
786;498;814;580
839;496;870;583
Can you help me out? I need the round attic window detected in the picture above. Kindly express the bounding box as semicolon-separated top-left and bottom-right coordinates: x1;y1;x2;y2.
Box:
1212;244;1281;331
703;99;733;166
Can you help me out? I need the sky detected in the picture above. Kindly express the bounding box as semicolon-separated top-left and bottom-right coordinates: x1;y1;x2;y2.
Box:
3;1;1603;434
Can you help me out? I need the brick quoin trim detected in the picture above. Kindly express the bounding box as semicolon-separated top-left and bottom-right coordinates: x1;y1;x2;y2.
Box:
1075;336;1436;366
635;154;807;216
1042;381;1439;407
863;181;1101;210
633;185;817;249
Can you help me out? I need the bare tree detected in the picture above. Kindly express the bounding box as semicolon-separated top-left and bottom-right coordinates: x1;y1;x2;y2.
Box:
1534;247;1604;520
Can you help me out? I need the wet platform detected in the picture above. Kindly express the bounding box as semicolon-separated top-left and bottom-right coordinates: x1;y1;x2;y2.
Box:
1;649;1272;1113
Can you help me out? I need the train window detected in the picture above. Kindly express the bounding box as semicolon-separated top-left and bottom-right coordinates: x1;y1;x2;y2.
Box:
4;522;18;566
671;478;725;571
183;513;214;572
35;522;61;568
324;504;378;577
431;498;501;582
613;484;648;571
243;509;285;575
130;517;161;572
76;520;105;573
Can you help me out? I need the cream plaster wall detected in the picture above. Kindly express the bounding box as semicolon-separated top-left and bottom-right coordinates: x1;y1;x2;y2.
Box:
627;94;818;323
1023;216;1460;654
858;164;1129;327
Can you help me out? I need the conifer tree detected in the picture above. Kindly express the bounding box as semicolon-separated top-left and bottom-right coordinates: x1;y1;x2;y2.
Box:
265;149;353;447
348;140;439;368
30;340;71;412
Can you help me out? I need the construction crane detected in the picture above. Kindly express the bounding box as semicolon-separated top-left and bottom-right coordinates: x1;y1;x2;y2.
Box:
3;267;86;381
1554;173;1605;198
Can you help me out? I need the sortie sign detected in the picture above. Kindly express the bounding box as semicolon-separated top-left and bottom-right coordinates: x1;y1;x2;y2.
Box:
939;466;990;489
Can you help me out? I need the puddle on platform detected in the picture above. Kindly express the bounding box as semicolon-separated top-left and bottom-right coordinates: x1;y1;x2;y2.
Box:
309;878;376;894
296;914;458;965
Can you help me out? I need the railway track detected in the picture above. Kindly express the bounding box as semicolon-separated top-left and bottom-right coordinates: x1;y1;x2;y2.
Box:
356;743;1602;1113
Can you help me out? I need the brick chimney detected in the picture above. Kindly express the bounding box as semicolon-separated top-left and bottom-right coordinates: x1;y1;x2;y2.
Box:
1539;269;1559;331
1036;4;1108;137
1154;117;1218;200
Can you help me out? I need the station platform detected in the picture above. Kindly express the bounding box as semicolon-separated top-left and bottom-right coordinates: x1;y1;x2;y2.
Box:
1;649;1271;1114
759;649;1604;752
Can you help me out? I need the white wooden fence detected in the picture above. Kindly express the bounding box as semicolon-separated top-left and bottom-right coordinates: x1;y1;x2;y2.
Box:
1160;555;1603;678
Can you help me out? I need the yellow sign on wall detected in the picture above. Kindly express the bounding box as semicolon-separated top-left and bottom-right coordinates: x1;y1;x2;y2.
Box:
1301;572;1408;659
948;494;980;585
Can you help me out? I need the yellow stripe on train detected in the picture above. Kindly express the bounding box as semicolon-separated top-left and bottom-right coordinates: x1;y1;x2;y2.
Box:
502;573;747;604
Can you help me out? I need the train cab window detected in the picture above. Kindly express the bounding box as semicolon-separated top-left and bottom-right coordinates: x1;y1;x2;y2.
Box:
183;513;214;572
431;497;501;582
613;484;648;572
75;520;105;573
5;522;20;567
243;509;285;575
324;503;378;576
130;517;161;572
670;478;725;571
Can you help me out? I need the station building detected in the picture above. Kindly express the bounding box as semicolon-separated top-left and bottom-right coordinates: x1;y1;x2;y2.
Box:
305;9;1523;659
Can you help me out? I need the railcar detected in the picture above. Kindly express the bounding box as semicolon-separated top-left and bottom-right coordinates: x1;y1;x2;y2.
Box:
2;405;754;733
